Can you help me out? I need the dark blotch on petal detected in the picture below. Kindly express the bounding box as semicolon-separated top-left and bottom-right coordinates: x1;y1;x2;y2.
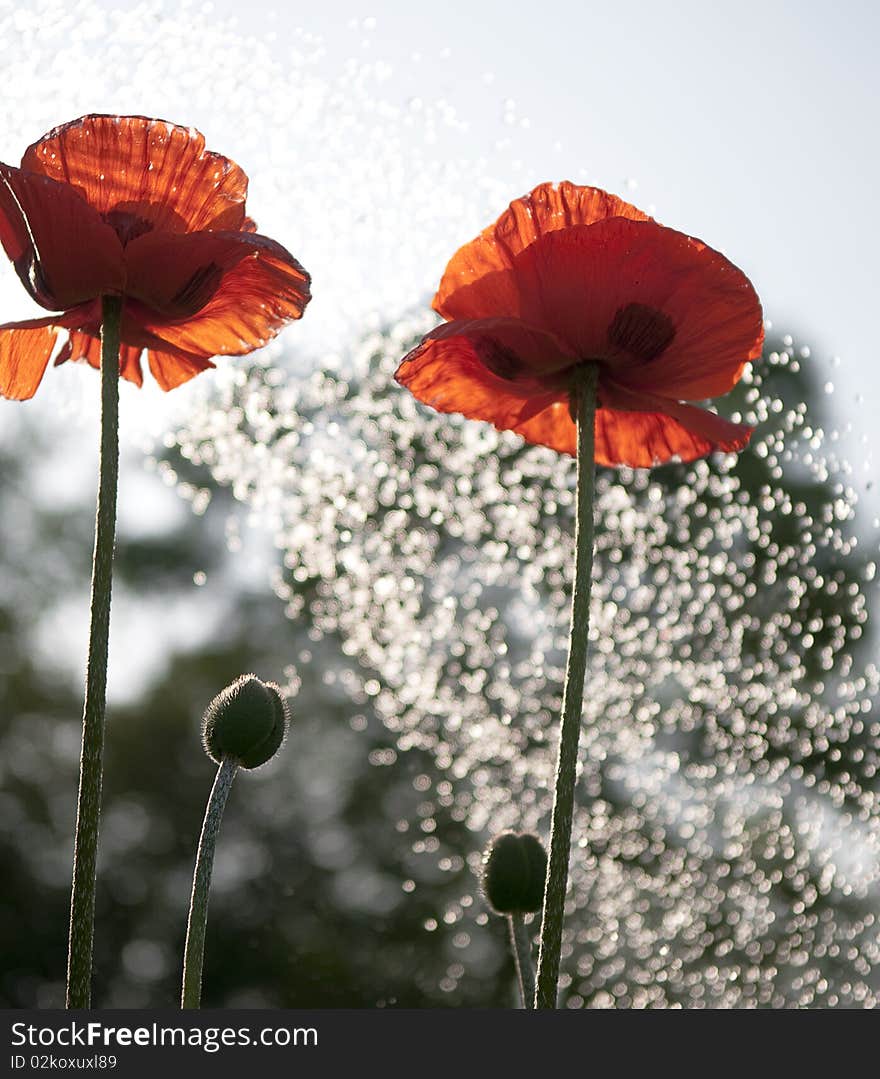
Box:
607;302;676;364
169;262;224;316
473;337;526;380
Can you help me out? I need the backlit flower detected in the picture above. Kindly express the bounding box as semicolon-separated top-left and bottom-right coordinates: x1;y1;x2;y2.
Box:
0;115;311;399
395;182;763;467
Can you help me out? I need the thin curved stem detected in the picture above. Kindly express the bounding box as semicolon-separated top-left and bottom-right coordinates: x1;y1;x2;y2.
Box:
66;294;122;1010
534;362;598;1010
181;758;239;1009
508;914;536;1009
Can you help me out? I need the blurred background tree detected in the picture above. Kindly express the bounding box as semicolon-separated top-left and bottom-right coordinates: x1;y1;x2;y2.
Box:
0;381;510;1007
1;330;876;1007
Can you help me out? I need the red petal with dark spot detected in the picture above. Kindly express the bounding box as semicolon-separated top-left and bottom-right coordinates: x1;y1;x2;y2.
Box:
127;231;311;357
22;115;250;237
400;317;576;387
438;218;762;402
399;181;761;468
395;324;565;434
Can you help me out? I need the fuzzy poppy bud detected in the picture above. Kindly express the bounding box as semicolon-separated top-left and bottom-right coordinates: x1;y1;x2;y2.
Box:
201;674;289;769
481;831;547;915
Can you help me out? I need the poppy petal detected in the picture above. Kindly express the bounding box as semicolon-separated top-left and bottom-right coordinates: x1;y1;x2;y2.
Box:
55;331;145;387
589;220;763;398
432;372;753;465
592;405;752;468
0;317;60;399
120;311;220;390
407;317;576;385
511;395;752;466
498;219;762;398
146;349;215;391
126;231;310;357
50;304;214;390
0;164;124;309
395;327;564;433
22;115;250;238
508;399;578;456
593;379;753;466
435;181;652;320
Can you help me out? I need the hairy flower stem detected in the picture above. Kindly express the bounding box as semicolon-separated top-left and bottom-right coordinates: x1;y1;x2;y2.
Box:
508;915;536;1009
66;295;123;1010
535;362;598;1009
181;758;239;1009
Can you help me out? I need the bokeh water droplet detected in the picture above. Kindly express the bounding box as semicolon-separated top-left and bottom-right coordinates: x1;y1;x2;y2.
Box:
170;324;880;1007
2;0;877;1009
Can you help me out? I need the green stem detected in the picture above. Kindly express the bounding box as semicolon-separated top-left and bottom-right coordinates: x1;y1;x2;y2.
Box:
534;362;598;1010
181;758;239;1009
66;294;122;1009
508;914;536;1009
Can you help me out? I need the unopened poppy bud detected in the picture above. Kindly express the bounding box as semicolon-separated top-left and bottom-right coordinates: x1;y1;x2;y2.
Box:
481;831;547;915
201;674;289;769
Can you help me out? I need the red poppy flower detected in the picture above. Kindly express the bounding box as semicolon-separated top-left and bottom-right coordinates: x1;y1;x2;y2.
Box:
395;182;763;467
0;114;311;400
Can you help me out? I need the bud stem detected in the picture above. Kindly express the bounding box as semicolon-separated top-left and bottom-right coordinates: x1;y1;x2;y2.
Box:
508;914;536;1009
66;294;122;1009
534;362;598;1009
181;757;239;1009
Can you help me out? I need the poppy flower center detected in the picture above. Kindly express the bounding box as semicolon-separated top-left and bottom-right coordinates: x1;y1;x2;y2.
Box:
102;209;155;246
607;302;676;364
